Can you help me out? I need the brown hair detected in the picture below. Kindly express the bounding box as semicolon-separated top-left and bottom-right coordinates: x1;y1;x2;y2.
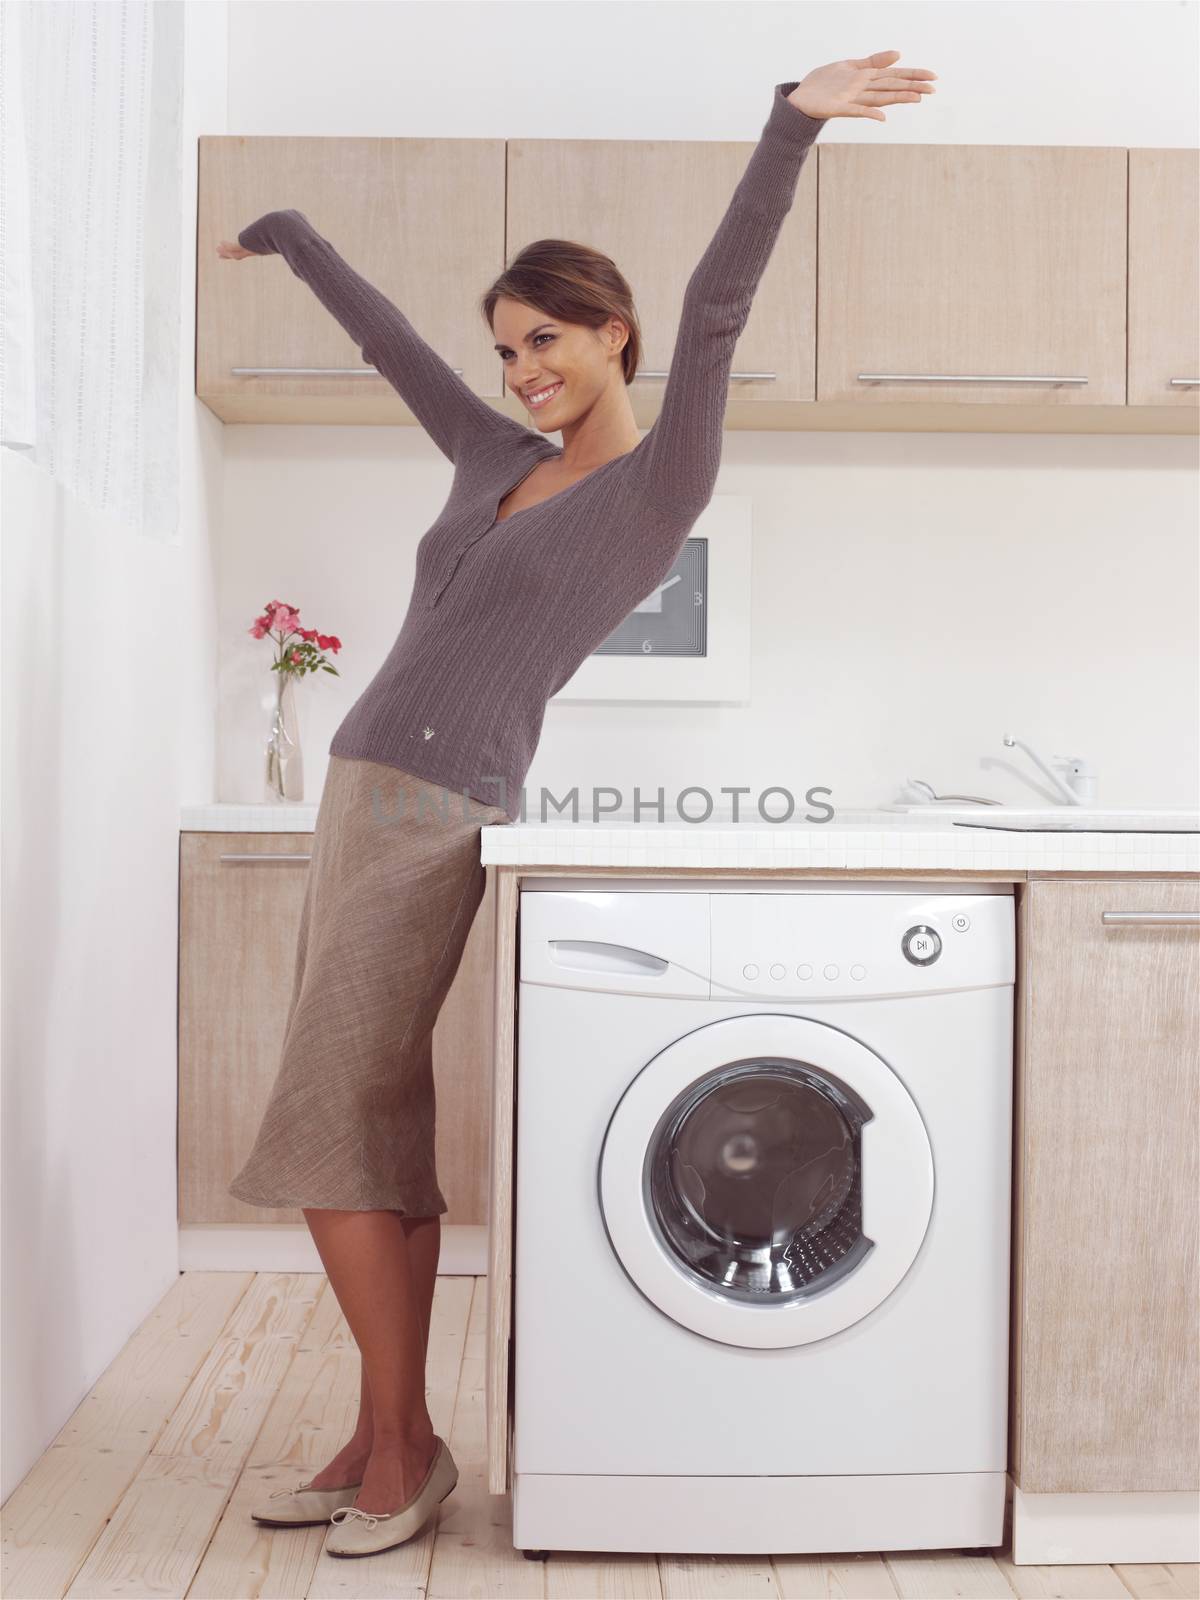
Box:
479;238;642;386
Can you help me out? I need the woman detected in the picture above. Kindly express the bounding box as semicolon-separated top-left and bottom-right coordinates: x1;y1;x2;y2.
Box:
219;50;935;1559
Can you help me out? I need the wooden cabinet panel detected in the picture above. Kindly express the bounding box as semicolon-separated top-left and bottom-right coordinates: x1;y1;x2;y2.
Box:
1011;877;1200;1492
178;833;312;1223
194;132;1198;432
504;132;816;428
1129;148;1200;407
179;832;498;1224
197;136;507;423
817;145;1127;407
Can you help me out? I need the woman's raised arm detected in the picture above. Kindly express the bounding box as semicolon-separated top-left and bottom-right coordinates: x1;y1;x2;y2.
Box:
634;55;935;522
224;208;521;464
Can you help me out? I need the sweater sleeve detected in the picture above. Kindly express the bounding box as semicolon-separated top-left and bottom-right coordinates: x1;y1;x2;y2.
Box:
635;83;824;519
236;208;517;464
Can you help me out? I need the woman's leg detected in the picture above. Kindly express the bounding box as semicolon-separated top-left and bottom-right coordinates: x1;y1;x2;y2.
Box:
301;1208;442;1508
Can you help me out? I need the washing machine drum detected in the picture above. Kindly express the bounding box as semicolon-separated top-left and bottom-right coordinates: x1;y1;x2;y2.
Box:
657;1061;870;1295
599;1015;934;1349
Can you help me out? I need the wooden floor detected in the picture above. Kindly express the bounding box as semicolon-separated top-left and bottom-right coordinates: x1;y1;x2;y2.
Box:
3;1272;1198;1600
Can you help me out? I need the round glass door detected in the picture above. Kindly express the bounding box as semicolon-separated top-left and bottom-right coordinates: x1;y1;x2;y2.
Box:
599;1015;934;1348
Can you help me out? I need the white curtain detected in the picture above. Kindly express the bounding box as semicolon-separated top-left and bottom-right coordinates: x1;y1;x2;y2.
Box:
1;0;183;540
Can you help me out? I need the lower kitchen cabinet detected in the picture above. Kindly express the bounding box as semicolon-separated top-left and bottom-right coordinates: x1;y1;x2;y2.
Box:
177;831;497;1224
1011;876;1200;1495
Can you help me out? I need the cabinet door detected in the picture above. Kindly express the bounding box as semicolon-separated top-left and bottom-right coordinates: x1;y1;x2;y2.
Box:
504;133;816;428
1012;877;1200;1492
1129;149;1200;408
197;136;507;423
818;146;1127;407
179;833;313;1223
179;832;497;1224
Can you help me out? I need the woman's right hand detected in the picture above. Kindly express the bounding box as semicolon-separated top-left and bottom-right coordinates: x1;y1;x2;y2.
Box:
216;240;255;259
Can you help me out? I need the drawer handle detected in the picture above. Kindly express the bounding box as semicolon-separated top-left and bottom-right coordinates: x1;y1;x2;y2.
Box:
1100;911;1200;927
1169;377;1200;387
856;372;1088;386
633;370;777;382
232;366;464;378
218;852;312;863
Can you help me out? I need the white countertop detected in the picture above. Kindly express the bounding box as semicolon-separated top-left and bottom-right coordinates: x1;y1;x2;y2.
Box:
180;804;1200;874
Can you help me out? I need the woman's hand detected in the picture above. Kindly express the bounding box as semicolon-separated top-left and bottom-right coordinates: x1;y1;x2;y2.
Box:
788;50;937;122
216;240;255;259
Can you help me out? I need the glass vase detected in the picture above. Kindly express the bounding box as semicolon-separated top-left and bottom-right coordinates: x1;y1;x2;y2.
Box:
265;669;304;802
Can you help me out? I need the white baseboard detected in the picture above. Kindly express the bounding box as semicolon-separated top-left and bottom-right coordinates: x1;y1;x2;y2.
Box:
178;1223;488;1275
1011;1484;1200;1564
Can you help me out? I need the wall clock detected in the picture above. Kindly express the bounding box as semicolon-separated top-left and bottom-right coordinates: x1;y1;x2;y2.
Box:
593;538;707;657
552;494;751;703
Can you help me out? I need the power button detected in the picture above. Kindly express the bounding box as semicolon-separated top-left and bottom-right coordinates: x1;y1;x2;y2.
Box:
902;925;942;966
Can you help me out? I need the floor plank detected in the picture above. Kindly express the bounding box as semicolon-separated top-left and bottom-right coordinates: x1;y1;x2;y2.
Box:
1115;1566;1200;1600
3;1272;1198;1600
67;1273;320;1598
1;1272;252;1600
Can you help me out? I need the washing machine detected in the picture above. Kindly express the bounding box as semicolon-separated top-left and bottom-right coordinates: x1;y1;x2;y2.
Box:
512;878;1015;1557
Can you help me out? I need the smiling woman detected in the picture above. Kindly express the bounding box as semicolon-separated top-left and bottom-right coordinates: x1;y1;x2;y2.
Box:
214;56;938;1542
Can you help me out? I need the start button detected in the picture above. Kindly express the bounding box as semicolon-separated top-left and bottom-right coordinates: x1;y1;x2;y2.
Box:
902;925;942;965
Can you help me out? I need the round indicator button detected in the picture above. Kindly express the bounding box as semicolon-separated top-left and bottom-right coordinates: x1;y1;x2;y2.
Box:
796;963;813;980
743;963;759;980
952;912;971;933
850;964;866;980
769;963;786;980
823;963;840;981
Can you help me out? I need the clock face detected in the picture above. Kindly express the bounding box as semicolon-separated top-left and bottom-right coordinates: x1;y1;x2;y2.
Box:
593;538;708;657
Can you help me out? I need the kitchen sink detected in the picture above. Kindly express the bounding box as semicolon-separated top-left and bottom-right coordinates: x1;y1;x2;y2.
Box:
882;805;1200;833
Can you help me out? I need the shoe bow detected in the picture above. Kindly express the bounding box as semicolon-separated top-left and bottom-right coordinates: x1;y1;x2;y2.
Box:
269;1479;315;1498
330;1505;391;1530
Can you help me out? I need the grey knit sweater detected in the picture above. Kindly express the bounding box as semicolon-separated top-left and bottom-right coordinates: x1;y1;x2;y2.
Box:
238;82;823;821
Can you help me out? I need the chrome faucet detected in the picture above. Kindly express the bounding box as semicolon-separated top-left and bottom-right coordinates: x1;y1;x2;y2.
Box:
1003;733;1096;805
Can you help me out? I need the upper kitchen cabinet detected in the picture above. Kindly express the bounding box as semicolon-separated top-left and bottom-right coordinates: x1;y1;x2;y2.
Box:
817;145;1128;417
197;136;507;423
502;134;816;431
1128;149;1200;408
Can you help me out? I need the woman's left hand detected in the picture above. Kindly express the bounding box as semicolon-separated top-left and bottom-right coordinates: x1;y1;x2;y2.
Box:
788;50;937;122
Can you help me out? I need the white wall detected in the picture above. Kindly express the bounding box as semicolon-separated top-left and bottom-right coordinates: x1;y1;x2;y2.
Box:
216;0;1199;813
0;0;228;1503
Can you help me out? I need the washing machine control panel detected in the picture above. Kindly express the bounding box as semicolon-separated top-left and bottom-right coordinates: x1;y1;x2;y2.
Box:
708;890;1014;998
901;924;942;965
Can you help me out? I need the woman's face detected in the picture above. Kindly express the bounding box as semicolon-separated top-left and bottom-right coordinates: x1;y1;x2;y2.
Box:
492;296;627;430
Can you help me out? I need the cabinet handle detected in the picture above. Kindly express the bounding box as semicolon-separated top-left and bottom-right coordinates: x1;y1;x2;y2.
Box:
1100;911;1200;927
856;372;1088;386
1169;378;1200;387
231;367;464;378
633;371;777;382
219;852;312;863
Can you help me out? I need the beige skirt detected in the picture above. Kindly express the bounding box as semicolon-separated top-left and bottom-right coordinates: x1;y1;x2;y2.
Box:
227;756;510;1215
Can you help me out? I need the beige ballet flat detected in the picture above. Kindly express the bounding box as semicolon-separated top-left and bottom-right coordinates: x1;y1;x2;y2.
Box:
324;1437;459;1557
250;1474;364;1526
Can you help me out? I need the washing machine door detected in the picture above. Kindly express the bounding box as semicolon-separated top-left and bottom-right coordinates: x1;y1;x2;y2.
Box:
598;1013;933;1348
